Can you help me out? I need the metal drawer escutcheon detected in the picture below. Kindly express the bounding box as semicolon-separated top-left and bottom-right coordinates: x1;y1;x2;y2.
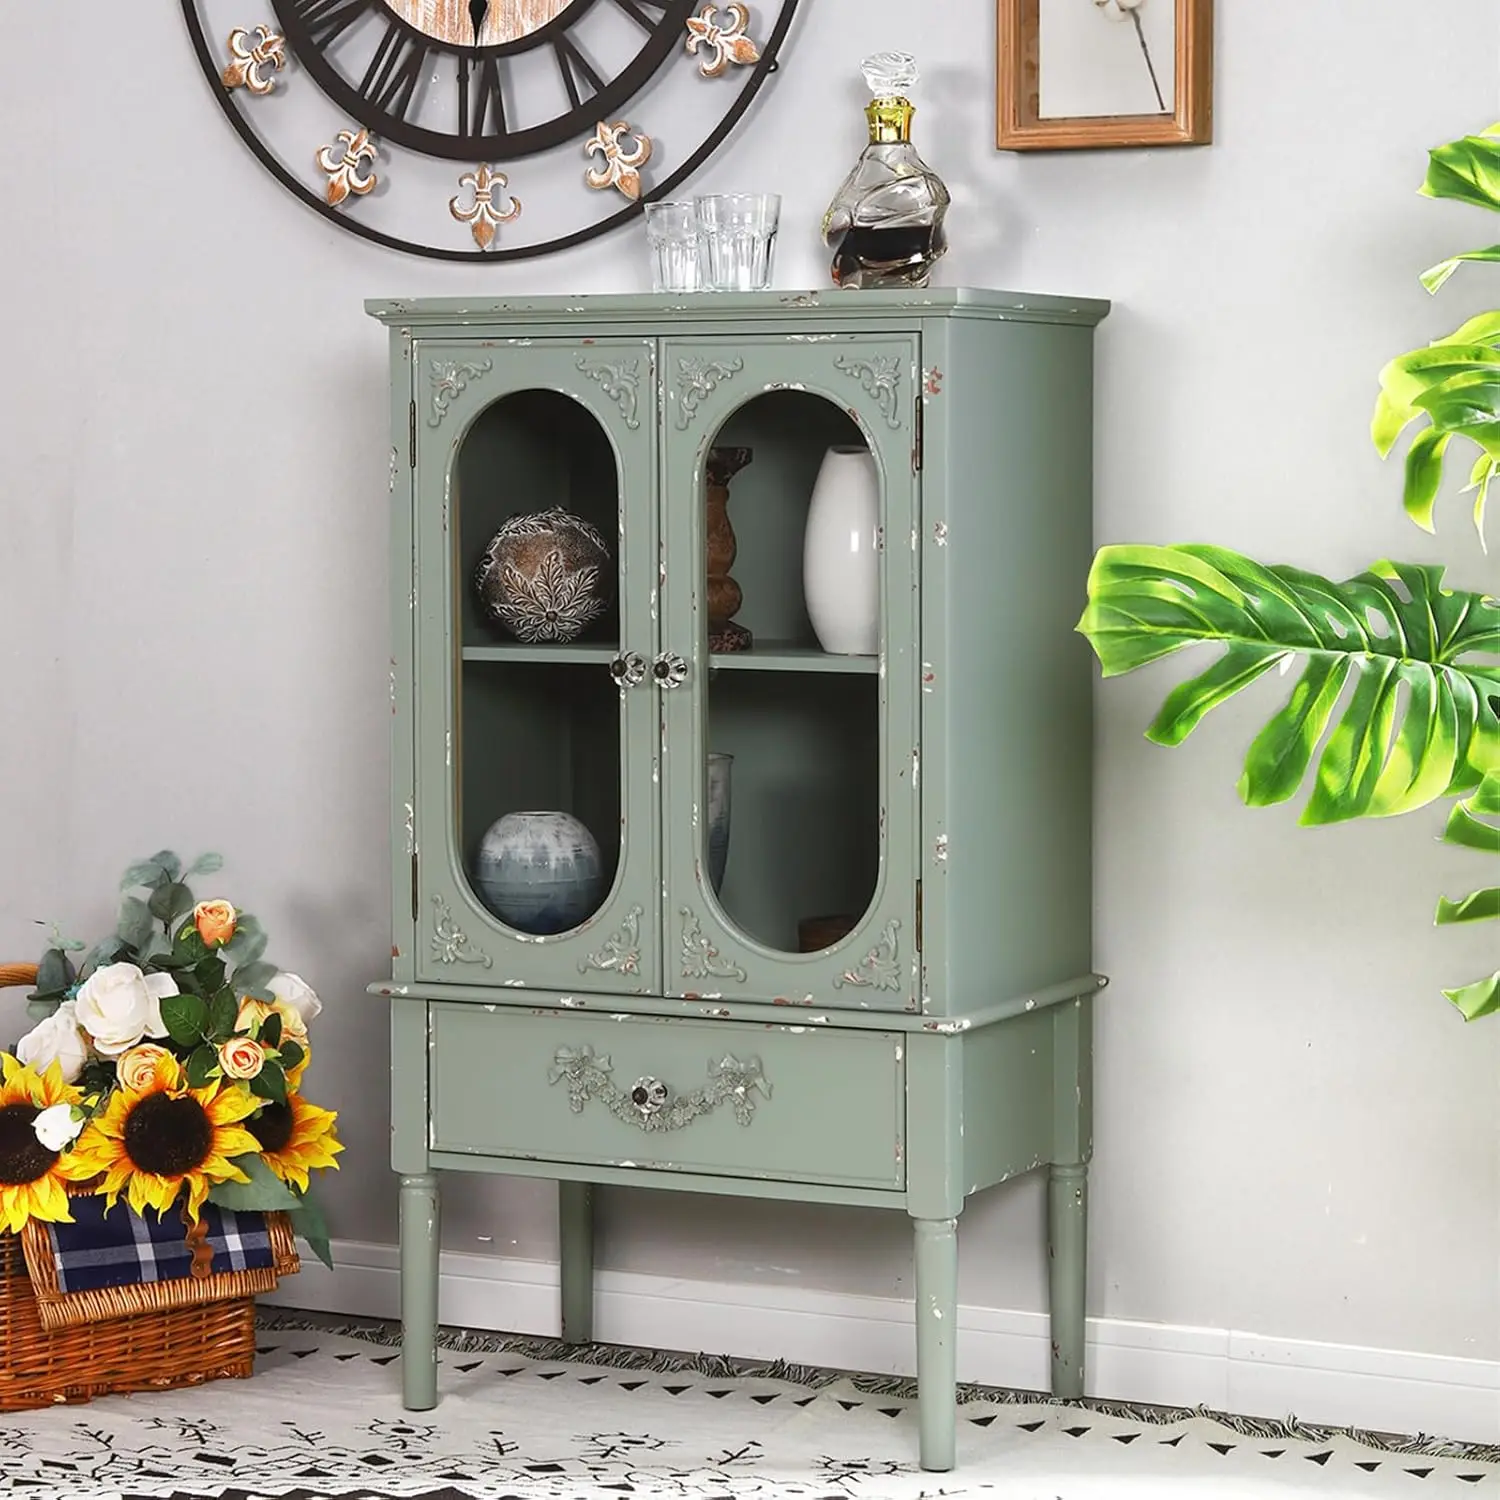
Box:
548;1044;770;1130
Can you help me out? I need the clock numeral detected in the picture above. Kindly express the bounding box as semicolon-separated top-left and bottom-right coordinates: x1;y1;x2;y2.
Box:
359;21;431;122
291;0;376;49
551;35;605;110
459;55;508;138
607;0;672;30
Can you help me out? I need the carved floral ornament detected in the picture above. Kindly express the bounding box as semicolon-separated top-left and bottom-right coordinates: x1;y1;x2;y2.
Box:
549;1044;770;1130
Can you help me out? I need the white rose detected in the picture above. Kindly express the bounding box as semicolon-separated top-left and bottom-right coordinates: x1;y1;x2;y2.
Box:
267;972;322;1026
15;1000;91;1084
73;963;177;1058
32;1102;84;1152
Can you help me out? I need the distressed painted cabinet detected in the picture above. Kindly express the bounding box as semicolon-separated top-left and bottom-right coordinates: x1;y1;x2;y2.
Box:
366;290;1109;1472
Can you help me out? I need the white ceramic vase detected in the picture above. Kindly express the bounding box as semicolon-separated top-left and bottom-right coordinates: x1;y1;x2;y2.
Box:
802;445;880;655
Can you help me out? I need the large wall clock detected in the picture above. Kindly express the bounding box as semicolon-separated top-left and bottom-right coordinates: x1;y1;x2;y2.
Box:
181;0;802;260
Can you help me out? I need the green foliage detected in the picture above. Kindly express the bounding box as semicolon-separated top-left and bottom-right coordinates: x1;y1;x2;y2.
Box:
160;992;208;1047
1082;121;1500;1021
288;1189;334;1271
250;1060;287;1104
208;1154;302;1212
1079;548;1500;823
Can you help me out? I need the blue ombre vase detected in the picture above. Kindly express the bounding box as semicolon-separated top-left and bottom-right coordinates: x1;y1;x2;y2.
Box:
474;811;603;936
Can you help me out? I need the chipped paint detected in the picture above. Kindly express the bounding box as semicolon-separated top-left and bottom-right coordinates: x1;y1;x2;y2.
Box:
922;662;936;693
504;978;525;987
933;521;948;546
921;1017;972;1034
934;834;948;863
923;366;944;397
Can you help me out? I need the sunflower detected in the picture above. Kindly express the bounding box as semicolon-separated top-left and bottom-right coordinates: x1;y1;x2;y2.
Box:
0;1054;93;1233
247;1092;343;1193
69;1052;260;1220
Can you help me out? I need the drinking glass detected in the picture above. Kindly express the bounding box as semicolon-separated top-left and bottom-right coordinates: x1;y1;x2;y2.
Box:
643;200;701;292
694;193;781;291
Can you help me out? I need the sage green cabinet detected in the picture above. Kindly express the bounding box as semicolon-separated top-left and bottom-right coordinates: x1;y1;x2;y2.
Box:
368;289;1109;1473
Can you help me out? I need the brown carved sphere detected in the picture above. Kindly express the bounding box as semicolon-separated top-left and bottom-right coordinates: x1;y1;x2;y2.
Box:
474;508;613;644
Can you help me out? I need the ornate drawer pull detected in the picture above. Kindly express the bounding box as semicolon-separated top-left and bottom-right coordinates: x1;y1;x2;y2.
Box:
652;652;689;690
549;1044;770;1129
609;651;647;689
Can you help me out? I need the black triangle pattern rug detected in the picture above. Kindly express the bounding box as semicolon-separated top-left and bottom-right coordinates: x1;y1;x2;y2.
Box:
0;1311;1494;1499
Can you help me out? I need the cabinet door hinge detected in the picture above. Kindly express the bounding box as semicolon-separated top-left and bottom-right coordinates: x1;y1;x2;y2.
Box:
913;396;924;473
915;878;923;951
410;852;419;923
408;401;417;469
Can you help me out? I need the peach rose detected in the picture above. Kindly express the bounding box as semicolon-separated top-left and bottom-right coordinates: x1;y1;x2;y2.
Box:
193;899;237;948
217;1035;266;1081
235;996;309;1049
117;1043;172;1093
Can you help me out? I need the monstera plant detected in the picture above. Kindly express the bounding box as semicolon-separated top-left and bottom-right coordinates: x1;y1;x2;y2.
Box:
1078;124;1500;1021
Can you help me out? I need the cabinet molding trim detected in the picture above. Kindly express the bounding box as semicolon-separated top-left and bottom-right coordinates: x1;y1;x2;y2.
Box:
579;904;645;978
680;906;749;982
427;358;493;427
833;353;904;429
832;918;904;992
430;894;494;969
575;355;643;429
548;1043;770;1130
673;356;744;430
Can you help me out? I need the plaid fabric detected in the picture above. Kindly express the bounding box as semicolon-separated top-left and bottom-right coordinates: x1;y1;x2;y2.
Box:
45;1197;277;1294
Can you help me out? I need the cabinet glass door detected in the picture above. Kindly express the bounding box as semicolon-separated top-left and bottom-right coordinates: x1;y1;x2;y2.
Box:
411;340;659;992
659;337;920;1011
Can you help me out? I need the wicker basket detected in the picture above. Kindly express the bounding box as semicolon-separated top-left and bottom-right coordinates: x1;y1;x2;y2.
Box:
0;962;297;1410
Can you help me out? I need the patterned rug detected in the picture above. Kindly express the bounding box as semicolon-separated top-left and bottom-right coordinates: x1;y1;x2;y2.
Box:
0;1312;1495;1499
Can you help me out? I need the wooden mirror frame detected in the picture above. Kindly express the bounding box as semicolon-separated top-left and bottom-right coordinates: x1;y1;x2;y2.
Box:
996;0;1213;151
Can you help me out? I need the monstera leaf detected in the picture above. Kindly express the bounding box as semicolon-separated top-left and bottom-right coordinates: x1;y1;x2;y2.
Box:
1077;545;1500;825
1373;311;1500;542
1435;770;1500;1020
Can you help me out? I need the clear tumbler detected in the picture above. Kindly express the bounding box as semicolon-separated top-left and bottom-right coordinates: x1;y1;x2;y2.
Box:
644;200;702;292
694;193;781;291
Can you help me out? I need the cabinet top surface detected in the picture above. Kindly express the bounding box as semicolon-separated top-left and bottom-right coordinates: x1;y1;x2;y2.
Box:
365;287;1109;329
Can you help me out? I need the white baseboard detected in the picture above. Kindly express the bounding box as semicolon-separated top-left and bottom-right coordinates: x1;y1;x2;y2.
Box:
261;1239;1500;1444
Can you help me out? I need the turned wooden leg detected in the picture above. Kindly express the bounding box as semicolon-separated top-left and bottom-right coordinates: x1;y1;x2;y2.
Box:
558;1180;595;1344
399;1172;440;1410
1048;1161;1088;1399
913;1215;959;1472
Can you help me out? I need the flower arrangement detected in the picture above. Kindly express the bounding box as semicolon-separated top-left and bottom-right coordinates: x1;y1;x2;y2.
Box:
2;851;342;1266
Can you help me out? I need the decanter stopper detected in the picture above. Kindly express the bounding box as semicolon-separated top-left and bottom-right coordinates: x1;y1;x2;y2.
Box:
821;51;950;290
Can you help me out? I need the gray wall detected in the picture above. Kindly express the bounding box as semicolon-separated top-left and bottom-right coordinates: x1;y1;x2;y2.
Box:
2;0;1497;1366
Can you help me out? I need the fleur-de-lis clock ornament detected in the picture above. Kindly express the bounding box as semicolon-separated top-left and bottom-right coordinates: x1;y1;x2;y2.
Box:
181;0;802;260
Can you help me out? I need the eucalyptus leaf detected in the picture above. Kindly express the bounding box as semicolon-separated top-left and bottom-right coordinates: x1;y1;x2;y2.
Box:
116;896;154;952
147;850;184;882
288;1191;334;1271
34;948;73;998
149;881;194;924
1077;546;1500;824
79;936;125;979
207;1154;302;1212
232;960;278;995
118;860;166;891
160;991;208;1047
187;852;224;877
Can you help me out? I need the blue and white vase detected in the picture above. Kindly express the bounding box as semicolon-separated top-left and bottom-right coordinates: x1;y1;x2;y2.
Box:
706;753;733;894
474;811;603;936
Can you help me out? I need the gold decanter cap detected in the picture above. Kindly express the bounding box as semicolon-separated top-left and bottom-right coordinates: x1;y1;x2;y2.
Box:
866;97;915;143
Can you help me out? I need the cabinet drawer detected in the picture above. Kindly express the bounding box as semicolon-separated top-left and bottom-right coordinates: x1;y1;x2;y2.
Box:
429;1005;905;1190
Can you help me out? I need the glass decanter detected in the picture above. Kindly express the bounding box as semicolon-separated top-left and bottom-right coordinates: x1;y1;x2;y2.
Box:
822;52;950;290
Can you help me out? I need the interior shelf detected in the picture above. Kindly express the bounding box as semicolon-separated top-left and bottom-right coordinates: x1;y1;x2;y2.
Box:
710;645;879;674
462;644;619;666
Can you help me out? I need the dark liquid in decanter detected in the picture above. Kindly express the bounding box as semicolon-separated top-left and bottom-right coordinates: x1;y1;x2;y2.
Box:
829;224;943;289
